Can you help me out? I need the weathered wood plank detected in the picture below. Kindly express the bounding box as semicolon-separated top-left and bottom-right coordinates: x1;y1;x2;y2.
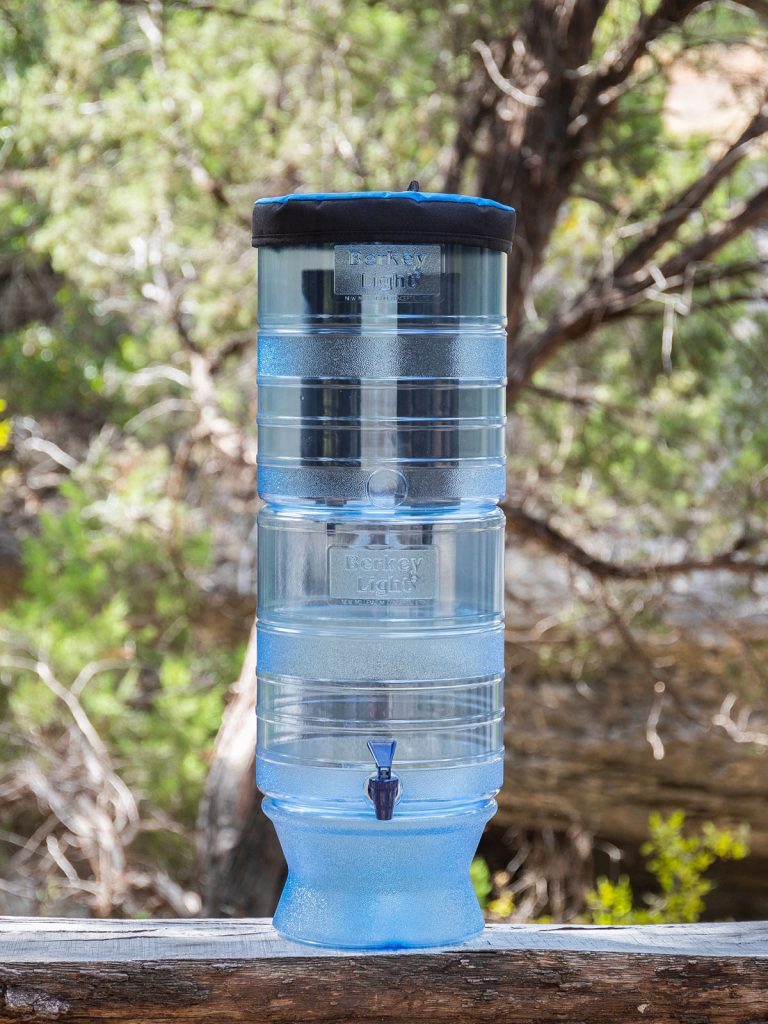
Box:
1;919;766;1023
2;918;768;961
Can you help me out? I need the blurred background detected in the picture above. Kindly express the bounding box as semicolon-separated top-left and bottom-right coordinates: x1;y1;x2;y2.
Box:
1;0;767;924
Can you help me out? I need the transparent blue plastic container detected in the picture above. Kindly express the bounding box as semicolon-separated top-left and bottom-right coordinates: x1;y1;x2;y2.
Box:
253;189;514;947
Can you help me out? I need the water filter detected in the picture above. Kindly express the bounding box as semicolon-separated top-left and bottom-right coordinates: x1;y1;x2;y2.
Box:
252;187;515;948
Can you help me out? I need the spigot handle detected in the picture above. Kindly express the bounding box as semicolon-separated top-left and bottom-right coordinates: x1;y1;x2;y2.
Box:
367;739;396;777
366;739;400;820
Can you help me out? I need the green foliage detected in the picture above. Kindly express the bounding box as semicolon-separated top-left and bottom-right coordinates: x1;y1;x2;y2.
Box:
476;812;750;924
470;855;493;908
1;0;766;917
0;293;129;420
0;0;496;431
585;812;750;925
525;3;768;587
2;449;242;835
513;307;768;558
0;0;498;913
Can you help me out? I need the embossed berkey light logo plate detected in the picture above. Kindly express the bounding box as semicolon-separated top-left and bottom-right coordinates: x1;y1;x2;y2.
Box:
329;545;438;601
334;244;442;298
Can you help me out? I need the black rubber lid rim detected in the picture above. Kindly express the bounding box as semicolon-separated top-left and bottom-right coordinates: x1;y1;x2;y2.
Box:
252;192;516;253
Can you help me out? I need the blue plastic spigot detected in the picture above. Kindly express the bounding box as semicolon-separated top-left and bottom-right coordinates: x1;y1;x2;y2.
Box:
367;739;400;820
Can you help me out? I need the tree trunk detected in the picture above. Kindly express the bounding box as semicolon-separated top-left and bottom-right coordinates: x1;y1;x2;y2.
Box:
444;1;609;346
196;623;285;916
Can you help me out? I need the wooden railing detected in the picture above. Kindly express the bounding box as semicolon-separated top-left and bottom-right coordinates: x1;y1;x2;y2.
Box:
1;918;766;1022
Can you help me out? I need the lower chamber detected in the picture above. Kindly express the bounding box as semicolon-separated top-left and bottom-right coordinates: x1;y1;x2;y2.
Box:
264;800;494;948
256;505;504;947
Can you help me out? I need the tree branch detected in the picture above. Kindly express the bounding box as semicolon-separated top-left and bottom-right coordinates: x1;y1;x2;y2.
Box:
520;382;633;415
505;504;768;580
659;182;768;279
208;332;256;374
448;0;764;364
613;93;768;279
448;0;611;336
631;289;767;315
509;185;768;391
574;0;708;134
442;41;507;193
472;39;545;108
113;0;317;31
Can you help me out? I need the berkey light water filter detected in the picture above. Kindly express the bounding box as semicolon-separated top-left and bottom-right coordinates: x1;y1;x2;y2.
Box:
252;186;515;947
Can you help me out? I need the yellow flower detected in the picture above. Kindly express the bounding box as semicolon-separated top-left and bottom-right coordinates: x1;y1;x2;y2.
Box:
0;398;9;449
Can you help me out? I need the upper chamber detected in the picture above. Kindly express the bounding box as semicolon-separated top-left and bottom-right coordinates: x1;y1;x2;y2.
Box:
256;241;508;506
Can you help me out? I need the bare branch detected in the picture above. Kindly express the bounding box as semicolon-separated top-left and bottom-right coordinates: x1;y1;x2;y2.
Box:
631;289;767;314
446;0;611;333
509;188;768;390
505;504;768;580
139;281;257;464
442;37;508;193
713;693;768;748
521;382;634;414
208;332;256;374
660;182;768;278
113;0;312;30
187;350;257;464
521;382;595;409
575;0;709;133
613;93;768;278
472;40;545;108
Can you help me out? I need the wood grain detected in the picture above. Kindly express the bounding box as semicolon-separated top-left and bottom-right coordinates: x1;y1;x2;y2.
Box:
1;919;766;1023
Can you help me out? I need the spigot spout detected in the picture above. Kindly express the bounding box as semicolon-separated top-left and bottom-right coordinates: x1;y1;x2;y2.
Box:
366;739;400;820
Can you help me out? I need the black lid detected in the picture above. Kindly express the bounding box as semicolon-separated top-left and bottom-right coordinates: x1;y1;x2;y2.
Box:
252;187;515;253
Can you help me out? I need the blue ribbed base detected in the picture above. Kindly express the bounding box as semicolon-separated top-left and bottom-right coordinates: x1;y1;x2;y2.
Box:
263;799;494;949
